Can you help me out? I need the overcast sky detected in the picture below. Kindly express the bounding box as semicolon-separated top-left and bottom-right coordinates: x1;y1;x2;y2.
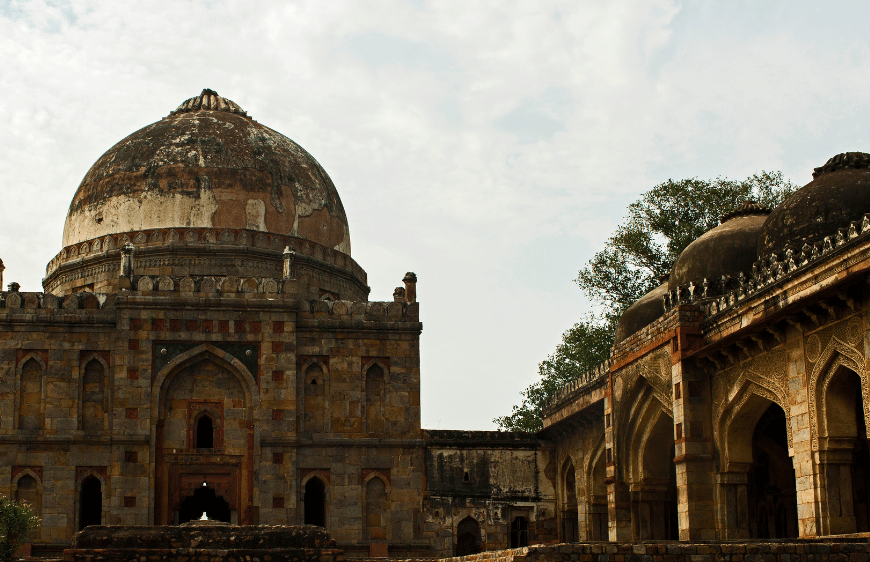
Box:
1;1;869;430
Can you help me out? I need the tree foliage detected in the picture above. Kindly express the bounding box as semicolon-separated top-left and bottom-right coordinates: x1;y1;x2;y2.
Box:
576;171;798;321
493;319;613;432
0;496;39;562
495;171;798;432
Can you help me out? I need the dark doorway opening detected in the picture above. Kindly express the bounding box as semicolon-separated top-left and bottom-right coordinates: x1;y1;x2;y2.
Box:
748;402;797;538
196;416;214;449
853;384;870;532
510;516;529;548
78;476;102;530
456;516;482;556
178;486;231;523
304;477;326;527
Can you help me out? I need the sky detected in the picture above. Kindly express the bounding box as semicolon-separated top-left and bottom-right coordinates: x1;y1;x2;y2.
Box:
1;1;870;430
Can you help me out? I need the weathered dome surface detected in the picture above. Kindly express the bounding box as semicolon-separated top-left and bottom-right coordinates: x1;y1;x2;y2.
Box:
62;89;350;254
758;152;870;258
614;282;668;344
668;203;770;292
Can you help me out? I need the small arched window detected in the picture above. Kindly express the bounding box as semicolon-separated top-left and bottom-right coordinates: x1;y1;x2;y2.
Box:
303;363;325;433
196;415;214;449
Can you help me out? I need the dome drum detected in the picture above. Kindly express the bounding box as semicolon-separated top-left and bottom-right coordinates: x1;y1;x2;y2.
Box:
47;90;366;300
43;228;369;300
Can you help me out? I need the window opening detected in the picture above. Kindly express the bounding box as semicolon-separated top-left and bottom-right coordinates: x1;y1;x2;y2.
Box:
510;516;529;548
304;477;326;527
196;415;214;449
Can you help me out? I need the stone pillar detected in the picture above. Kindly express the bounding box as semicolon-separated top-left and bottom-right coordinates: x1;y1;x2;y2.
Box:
0;258;4;292
716;468;751;539
672;329;717;541
403;272;417;303
393;287;405;302
784;322;818;537
816;441;858;535
282;247;296;279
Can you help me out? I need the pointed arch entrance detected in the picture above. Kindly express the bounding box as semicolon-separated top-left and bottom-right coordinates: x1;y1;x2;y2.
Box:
815;361;870;534
152;345;258;525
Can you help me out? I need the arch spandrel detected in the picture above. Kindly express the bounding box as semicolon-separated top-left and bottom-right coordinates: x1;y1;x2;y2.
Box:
809;336;867;450
718;380;791;471
151;344;259;422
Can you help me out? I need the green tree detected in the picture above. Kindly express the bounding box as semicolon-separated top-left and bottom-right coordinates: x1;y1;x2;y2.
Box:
493;318;613;432
576;171;797;321
0;496;39;562
495;171;798;432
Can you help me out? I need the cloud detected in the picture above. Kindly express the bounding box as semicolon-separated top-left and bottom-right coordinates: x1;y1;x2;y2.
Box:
2;1;870;428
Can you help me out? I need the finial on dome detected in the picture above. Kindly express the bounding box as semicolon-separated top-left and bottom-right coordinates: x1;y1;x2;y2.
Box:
720;200;772;224
812;152;870;179
170;89;248;117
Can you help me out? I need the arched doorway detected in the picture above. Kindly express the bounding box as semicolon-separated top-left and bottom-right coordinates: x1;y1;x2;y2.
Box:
748;403;797;538
635;413;678;540
153;349;255;526
562;460;579;542
78;476;102;530
304;477;326;527
819;365;870;534
178;486;231;523
456;516;481;556
589;447;609;541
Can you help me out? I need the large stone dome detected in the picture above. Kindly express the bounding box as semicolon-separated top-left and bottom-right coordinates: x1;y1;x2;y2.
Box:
668;202;771;292
758;152;870;258
62;89;350;254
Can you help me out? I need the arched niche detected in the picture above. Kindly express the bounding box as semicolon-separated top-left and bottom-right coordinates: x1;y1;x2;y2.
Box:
364;473;389;541
815;362;870;534
80;355;109;432
17;355;46;431
586;438;609;541
455;516;482;556
561;457;579;542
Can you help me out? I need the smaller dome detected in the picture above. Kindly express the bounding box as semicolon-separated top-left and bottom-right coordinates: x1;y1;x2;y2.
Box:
758;152;870;257
614;283;668;344
669;202;770;292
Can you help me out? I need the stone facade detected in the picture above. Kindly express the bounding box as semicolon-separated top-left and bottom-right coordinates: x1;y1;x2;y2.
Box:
0;90;555;559
542;153;870;543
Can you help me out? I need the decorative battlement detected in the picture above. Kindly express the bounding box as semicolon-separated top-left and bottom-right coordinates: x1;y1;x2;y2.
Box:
662;213;870;322
298;298;420;323
541;359;610;412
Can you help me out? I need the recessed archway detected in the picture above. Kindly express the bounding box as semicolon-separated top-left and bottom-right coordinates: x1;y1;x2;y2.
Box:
78;475;102;530
747;402;797;538
304;476;326;527
178;486;231;523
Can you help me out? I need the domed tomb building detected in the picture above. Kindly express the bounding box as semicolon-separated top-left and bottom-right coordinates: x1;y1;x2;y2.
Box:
0;91;558;558
541;152;870;542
